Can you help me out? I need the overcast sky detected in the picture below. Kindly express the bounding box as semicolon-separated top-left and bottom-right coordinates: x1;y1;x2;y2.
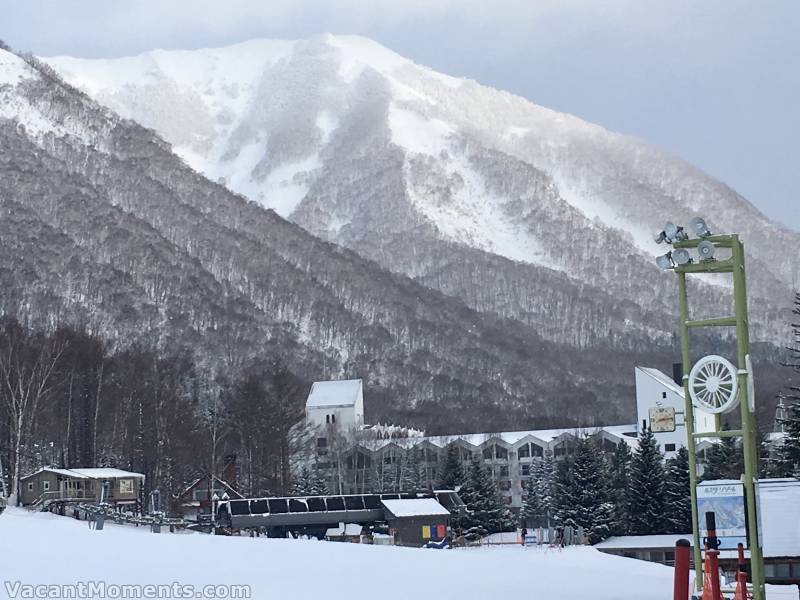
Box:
4;0;798;230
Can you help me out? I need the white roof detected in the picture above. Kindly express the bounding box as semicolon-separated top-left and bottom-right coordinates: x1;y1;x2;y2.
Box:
594;534;692;550
362;424;637;452
325;523;363;537
306;379;362;409
636;367;684;396
382;498;450;518
23;467;145;480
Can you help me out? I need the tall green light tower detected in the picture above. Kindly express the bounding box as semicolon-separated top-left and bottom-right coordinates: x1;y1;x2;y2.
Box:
654;219;764;600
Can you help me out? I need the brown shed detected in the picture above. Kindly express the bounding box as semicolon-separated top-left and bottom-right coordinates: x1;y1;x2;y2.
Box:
382;498;451;547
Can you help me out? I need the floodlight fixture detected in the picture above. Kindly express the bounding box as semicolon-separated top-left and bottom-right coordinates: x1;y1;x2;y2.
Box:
689;216;712;237
656;252;674;269
697;240;716;261
662;221;688;244
672;248;692;266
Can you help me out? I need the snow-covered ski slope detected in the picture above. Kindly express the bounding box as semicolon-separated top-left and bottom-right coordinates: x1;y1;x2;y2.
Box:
0;508;674;600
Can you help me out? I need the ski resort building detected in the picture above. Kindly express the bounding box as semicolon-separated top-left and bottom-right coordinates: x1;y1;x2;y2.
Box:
305;379;365;431
634;366;716;459
19;467;145;509
305;367;726;510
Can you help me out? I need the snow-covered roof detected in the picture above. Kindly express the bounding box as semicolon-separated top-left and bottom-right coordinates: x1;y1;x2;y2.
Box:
382;498;450;518
22;467;145;481
361;424;637;452
636;367;684;396
594;534;692;550
306;379;362;409
325;523;363;537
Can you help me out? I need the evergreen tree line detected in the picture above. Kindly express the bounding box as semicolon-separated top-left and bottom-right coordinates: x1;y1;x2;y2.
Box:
0;318;309;509
516;430;692;543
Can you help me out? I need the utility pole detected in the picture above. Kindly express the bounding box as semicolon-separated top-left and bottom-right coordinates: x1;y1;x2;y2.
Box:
656;224;764;600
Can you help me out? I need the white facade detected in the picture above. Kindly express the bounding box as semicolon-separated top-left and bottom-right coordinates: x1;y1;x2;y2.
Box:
305;379;364;431
635;367;716;458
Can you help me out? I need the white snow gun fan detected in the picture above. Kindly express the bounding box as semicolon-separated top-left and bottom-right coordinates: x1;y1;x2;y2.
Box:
687;355;740;414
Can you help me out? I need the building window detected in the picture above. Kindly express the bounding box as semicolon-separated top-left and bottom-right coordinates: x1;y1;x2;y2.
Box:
499;465;509;477
326;414;330;424
119;479;134;494
27;482;34;492
331;414;336;424
665;443;676;452
482;447;493;460
495;445;508;460
662;392;667;399
532;445;544;458
317;437;328;447
42;481;50;491
518;444;530;458
521;464;531;476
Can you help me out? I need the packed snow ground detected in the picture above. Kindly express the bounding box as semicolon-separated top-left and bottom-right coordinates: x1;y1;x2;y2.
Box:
0;508;677;600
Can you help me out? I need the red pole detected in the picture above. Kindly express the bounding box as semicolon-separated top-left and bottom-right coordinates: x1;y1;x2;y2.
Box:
673;538;692;600
707;548;722;600
734;543;749;600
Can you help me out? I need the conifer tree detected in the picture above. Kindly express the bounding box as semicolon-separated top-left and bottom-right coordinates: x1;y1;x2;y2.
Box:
535;453;555;527
520;475;545;527
438;445;465;490
609;441;632;534
774;293;800;477
702;437;743;481
775;400;800;477
400;447;424;491
290;466;315;496
555;437;615;543
627;426;667;535
664;447;692;532
459;458;515;533
310;469;329;495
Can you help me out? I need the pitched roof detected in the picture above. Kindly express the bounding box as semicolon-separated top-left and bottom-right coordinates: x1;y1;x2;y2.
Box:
636;367;684;396
306;379;362;409
178;474;243;499
361;424;637;452
22;467;145;480
382;498;450;518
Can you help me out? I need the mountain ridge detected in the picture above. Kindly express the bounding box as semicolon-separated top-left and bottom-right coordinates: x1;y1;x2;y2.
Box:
43;34;799;350
0;47;662;433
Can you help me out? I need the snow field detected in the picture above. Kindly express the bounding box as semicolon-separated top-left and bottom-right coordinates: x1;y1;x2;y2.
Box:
0;508;676;600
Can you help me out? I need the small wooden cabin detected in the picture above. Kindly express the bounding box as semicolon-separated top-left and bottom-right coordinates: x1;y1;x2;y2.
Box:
176;474;242;522
382;498;451;547
19;467;145;508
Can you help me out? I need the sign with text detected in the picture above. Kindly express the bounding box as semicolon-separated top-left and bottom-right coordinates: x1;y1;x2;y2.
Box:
697;481;747;549
649;406;676;432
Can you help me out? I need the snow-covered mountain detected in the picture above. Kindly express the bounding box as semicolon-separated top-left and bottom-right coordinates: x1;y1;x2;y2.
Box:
46;35;800;348
3;46;669;433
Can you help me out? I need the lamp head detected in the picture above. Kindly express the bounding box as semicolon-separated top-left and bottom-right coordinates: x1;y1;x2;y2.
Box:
689;217;712;237
672;248;692;266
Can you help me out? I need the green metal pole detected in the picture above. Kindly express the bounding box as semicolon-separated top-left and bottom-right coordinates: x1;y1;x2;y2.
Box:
731;236;765;600
677;271;704;589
